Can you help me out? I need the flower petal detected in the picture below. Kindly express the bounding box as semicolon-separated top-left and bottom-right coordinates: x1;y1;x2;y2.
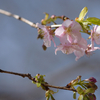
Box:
55;26;64;37
62;19;73;27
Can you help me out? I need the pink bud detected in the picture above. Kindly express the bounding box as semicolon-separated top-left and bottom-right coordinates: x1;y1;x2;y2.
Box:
51;15;56;19
85;77;97;83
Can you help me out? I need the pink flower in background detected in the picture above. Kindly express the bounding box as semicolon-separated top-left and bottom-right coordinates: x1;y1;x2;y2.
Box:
55;19;82;44
91;25;100;45
36;23;56;47
85;27;100;56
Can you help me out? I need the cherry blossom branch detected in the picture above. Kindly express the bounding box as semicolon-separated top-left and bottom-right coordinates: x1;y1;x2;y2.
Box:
0;9;37;28
0;9;60;29
0;69;77;92
0;9;63;30
0;69;35;81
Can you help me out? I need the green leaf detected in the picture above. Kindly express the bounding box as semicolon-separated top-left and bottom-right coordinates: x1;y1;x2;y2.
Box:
46;96;50;100
85;88;95;94
45;90;55;100
41;19;46;25
83;96;89;100
45;90;56;100
78;21;91;35
79;7;88;21
78;95;83;100
36;83;41;87
86;17;100;25
73;92;76;99
50;89;58;94
51;95;55;100
44;13;49;20
77;86;84;95
32;81;36;84
82;21;91;30
46;18;56;24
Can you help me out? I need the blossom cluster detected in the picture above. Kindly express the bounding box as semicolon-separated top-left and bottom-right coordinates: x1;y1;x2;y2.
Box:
36;7;100;61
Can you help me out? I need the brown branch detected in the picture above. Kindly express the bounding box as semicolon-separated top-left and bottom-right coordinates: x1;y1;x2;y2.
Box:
0;69;77;92
0;69;35;81
44;84;77;92
0;9;37;28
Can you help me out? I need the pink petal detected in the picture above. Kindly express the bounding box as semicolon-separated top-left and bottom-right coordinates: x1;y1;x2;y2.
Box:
74;49;85;61
55;26;65;37
70;32;82;43
96;26;100;33
55;45;63;55
36;23;44;29
55;44;74;55
92;25;100;44
78;38;87;49
62;19;73;27
67;34;73;43
71;21;82;32
60;35;69;45
36;23;48;33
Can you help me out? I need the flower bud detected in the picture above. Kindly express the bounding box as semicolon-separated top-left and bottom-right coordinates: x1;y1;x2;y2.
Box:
61;15;69;21
42;44;47;51
85;77;97;83
41;19;46;25
88;93;96;100
51;15;56;19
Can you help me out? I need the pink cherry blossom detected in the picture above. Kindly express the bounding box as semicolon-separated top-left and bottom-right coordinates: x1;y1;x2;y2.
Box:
55;38;87;61
91;25;100;45
36;23;56;47
55;19;82;44
55;19;87;60
85;27;100;55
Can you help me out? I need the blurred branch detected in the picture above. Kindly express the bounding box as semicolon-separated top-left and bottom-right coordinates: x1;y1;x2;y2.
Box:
0;69;77;92
0;9;37;28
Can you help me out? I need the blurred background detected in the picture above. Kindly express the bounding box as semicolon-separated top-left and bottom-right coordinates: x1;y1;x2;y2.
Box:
0;0;100;100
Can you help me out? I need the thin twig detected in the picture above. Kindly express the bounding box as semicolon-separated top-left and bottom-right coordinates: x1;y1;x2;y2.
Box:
0;9;37;28
0;69;35;81
44;84;77;92
51;24;62;28
0;69;77;92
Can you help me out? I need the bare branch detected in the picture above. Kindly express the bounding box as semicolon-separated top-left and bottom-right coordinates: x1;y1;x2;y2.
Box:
0;9;37;28
0;69;77;92
44;84;77;92
0;69;35;81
